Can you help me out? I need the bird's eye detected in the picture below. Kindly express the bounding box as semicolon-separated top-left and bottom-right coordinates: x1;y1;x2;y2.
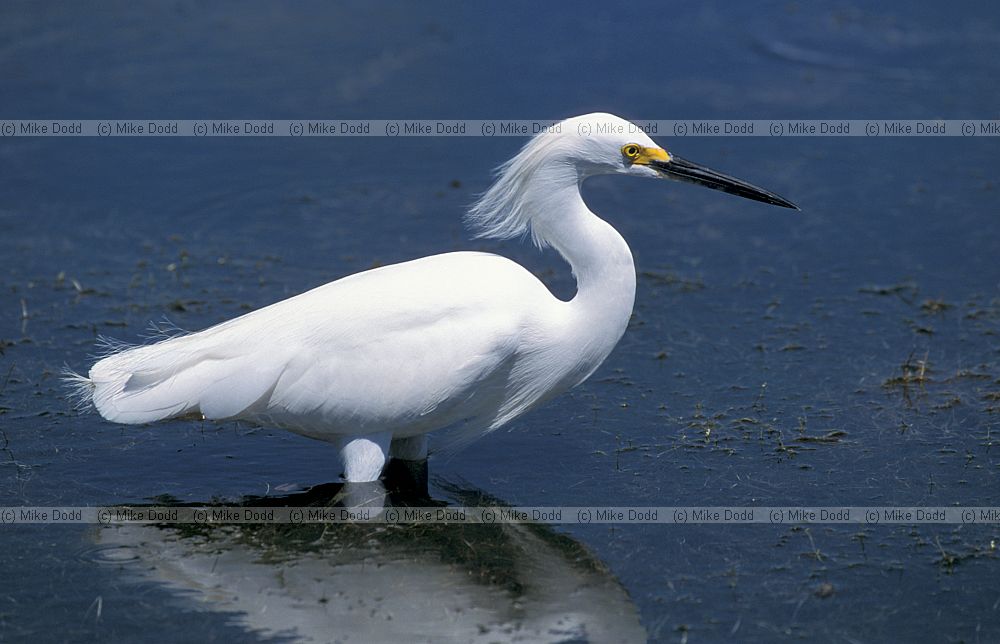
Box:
622;144;641;161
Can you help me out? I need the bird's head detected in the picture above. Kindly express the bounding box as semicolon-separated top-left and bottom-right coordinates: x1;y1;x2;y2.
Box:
562;113;798;209
467;113;797;247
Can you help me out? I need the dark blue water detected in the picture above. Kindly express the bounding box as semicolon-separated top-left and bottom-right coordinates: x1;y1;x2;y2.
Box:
2;1;999;641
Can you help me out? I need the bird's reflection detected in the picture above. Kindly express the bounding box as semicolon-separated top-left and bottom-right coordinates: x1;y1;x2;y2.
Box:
94;462;645;643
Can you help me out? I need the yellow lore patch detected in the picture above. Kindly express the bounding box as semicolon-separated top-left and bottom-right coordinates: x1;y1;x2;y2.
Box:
622;144;670;165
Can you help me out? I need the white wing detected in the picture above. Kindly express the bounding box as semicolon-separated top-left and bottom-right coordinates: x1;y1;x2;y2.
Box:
82;252;564;440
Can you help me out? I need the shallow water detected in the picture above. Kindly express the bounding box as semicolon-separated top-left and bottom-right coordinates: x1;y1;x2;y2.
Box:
2;1;999;642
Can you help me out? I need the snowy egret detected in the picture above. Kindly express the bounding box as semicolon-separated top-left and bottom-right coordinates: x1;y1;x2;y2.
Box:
67;113;797;482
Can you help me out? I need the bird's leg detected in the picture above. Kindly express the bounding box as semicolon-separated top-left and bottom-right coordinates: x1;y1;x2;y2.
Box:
338;432;392;482
388;435;428;462
385;435;430;496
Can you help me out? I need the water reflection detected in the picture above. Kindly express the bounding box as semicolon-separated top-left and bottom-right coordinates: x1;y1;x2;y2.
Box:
93;463;645;643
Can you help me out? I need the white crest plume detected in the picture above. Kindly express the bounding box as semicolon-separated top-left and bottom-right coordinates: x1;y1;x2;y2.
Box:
465;113;649;249
465;131;566;248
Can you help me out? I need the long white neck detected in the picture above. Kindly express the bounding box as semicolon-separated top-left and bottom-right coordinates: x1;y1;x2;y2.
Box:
530;170;637;375
467;149;637;377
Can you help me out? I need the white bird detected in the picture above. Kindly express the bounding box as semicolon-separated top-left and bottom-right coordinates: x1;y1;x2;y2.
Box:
67;113;796;482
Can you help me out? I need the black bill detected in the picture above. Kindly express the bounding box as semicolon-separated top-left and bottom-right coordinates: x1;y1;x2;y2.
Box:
650;155;799;210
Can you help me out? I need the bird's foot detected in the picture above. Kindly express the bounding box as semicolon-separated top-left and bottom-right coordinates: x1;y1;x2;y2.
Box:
333;479;388;511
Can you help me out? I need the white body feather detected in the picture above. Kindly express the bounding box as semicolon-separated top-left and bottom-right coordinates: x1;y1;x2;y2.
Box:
85;251;622;439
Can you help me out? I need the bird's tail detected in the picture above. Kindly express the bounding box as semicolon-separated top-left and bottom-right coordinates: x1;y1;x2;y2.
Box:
64;331;281;425
62;367;97;412
63;335;136;412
